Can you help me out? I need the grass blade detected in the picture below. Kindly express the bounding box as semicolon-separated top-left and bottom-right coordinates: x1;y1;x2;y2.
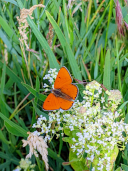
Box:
22;83;46;101
46;11;82;80
103;49;111;90
27;16;60;70
0;112;28;137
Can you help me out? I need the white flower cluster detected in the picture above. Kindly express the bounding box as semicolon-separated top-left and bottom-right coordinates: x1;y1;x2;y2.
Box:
33;77;126;171
13;158;35;171
43;68;58;91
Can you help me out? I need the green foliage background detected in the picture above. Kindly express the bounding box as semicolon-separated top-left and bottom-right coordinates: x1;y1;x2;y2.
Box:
0;0;128;170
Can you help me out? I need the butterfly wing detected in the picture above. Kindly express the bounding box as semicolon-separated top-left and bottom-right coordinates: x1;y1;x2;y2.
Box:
57;84;78;110
43;93;60;111
43;67;78;111
60;84;78;100
58;97;74;110
54;67;72;89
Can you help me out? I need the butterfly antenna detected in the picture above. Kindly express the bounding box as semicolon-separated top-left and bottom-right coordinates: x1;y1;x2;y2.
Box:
74;78;89;85
33;101;43;109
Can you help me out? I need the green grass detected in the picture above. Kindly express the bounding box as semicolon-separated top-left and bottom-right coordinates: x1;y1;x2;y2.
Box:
0;0;128;170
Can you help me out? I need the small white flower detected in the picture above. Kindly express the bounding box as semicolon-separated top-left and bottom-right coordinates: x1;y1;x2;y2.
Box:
42;117;47;121
59;109;64;113
106;90;111;95
43;83;49;88
33;131;40;136
72;138;76;142
52;130;55;134
101;97;105;103
32;123;36;128
44;88;49;92
52;84;54;89
69;125;74;131
92;167;95;171
90;154;94;162
13;168;21;171
49;77;54;84
98;88;102;94
115;111;119;118
94;93;99;98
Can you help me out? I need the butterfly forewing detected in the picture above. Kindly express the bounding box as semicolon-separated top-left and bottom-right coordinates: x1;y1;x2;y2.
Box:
43;93;60;111
60;84;78;100
54;67;72;89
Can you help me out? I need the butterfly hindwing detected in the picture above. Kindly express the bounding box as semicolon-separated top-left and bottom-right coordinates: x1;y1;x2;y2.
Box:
43;93;60;111
58;97;74;110
54;67;72;89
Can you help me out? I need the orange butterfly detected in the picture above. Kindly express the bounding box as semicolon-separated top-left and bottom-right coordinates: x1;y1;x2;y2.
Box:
43;66;78;111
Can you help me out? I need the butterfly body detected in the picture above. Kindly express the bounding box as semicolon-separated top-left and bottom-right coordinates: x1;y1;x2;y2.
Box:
43;67;78;111
52;89;74;102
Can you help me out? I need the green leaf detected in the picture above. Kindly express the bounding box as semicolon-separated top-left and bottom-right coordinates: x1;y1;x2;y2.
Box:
0;129;10;144
0;29;21;61
34;105;49;119
64;128;71;136
45;11;82;80
0;112;27;137
0;152;19;165
0;16;19;44
22;83;46;101
115;167;122;171
69;149;87;171
52;0;69;43
16;0;24;8
5;121;24;137
103;49;111;90
48;148;73;171
1;59;6;95
1;0;18;6
0;160;11;170
0;97;9;118
36;76;40;92
121;164;128;171
104;0;114;54
124;13;128;24
27;16;60;70
0;61;33;100
119;101;128;110
63;137;72;143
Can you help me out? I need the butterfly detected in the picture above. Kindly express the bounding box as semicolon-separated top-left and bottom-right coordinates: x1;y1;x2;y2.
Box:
43;66;78;111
